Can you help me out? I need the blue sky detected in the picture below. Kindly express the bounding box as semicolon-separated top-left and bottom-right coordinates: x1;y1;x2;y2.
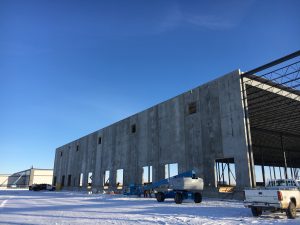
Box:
0;0;299;174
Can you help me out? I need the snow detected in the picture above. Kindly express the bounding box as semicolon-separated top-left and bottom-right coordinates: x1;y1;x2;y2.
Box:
0;190;299;225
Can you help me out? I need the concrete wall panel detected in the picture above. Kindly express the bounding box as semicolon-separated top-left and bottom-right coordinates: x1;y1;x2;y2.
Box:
54;70;253;193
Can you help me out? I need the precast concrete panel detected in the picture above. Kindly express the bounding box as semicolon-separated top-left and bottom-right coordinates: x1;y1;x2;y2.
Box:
53;70;252;194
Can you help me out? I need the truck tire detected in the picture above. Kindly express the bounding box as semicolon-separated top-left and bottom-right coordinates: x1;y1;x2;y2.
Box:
251;207;262;217
194;192;202;203
175;192;183;204
156;192;165;202
286;201;297;219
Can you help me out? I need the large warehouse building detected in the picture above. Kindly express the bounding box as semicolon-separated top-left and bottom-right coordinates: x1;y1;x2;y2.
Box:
0;168;53;189
53;51;300;197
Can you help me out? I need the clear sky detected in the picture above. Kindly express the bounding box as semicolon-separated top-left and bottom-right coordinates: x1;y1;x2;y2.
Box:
0;0;299;174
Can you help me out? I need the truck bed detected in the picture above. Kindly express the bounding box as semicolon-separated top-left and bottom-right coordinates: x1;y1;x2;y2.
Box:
245;187;300;209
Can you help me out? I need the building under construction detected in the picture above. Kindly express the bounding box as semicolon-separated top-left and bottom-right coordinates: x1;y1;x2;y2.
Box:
53;51;300;197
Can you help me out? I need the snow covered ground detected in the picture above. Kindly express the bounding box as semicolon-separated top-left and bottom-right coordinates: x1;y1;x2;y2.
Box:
0;190;299;225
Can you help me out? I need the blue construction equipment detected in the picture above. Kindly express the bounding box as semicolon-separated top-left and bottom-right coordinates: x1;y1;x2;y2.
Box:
124;170;204;204
124;184;143;196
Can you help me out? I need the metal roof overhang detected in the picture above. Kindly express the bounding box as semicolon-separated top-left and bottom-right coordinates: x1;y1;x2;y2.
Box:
241;53;300;168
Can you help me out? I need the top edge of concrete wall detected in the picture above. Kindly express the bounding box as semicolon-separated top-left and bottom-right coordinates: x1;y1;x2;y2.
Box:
56;69;242;150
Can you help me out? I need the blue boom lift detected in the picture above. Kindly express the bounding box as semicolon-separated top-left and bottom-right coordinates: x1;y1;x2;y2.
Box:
124;170;204;204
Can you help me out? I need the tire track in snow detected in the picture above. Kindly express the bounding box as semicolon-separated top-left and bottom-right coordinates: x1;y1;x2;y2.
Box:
0;195;14;210
0;199;8;208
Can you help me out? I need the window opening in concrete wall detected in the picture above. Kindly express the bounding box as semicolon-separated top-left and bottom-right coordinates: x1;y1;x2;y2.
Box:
215;158;236;193
142;166;152;184
53;176;56;186
165;163;178;179
67;175;72;186
98;137;102;144
60;152;63;157
188;102;197;114
116;169;124;188
79;173;83;187
103;170;110;188
88;172;93;187
61;175;65;187
131;124;136;133
76;145;79;152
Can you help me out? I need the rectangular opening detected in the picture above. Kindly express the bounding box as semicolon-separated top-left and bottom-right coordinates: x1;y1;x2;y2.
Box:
116;169;124;188
131;124;136;133
67;175;72;186
188;102;197;115
88;172;93;187
254;165;265;187
61;175;65;187
79;173;83;187
60;152;63;157
103;170;110;188
142;166;152;184
98;137;102;144
165;163;178;179
244;75;300;189
215;158;236;193
255;165;300;186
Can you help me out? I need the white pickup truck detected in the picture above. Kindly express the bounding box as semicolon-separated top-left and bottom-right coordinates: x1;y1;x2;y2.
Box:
244;179;300;219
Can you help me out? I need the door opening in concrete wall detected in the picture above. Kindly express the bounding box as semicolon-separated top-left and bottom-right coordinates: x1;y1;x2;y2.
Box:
116;169;123;189
79;173;83;187
67;175;71;186
61;175;65;187
165;163;178;179
142;166;152;184
215;158;236;193
88;172;93;188
103;170;110;189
